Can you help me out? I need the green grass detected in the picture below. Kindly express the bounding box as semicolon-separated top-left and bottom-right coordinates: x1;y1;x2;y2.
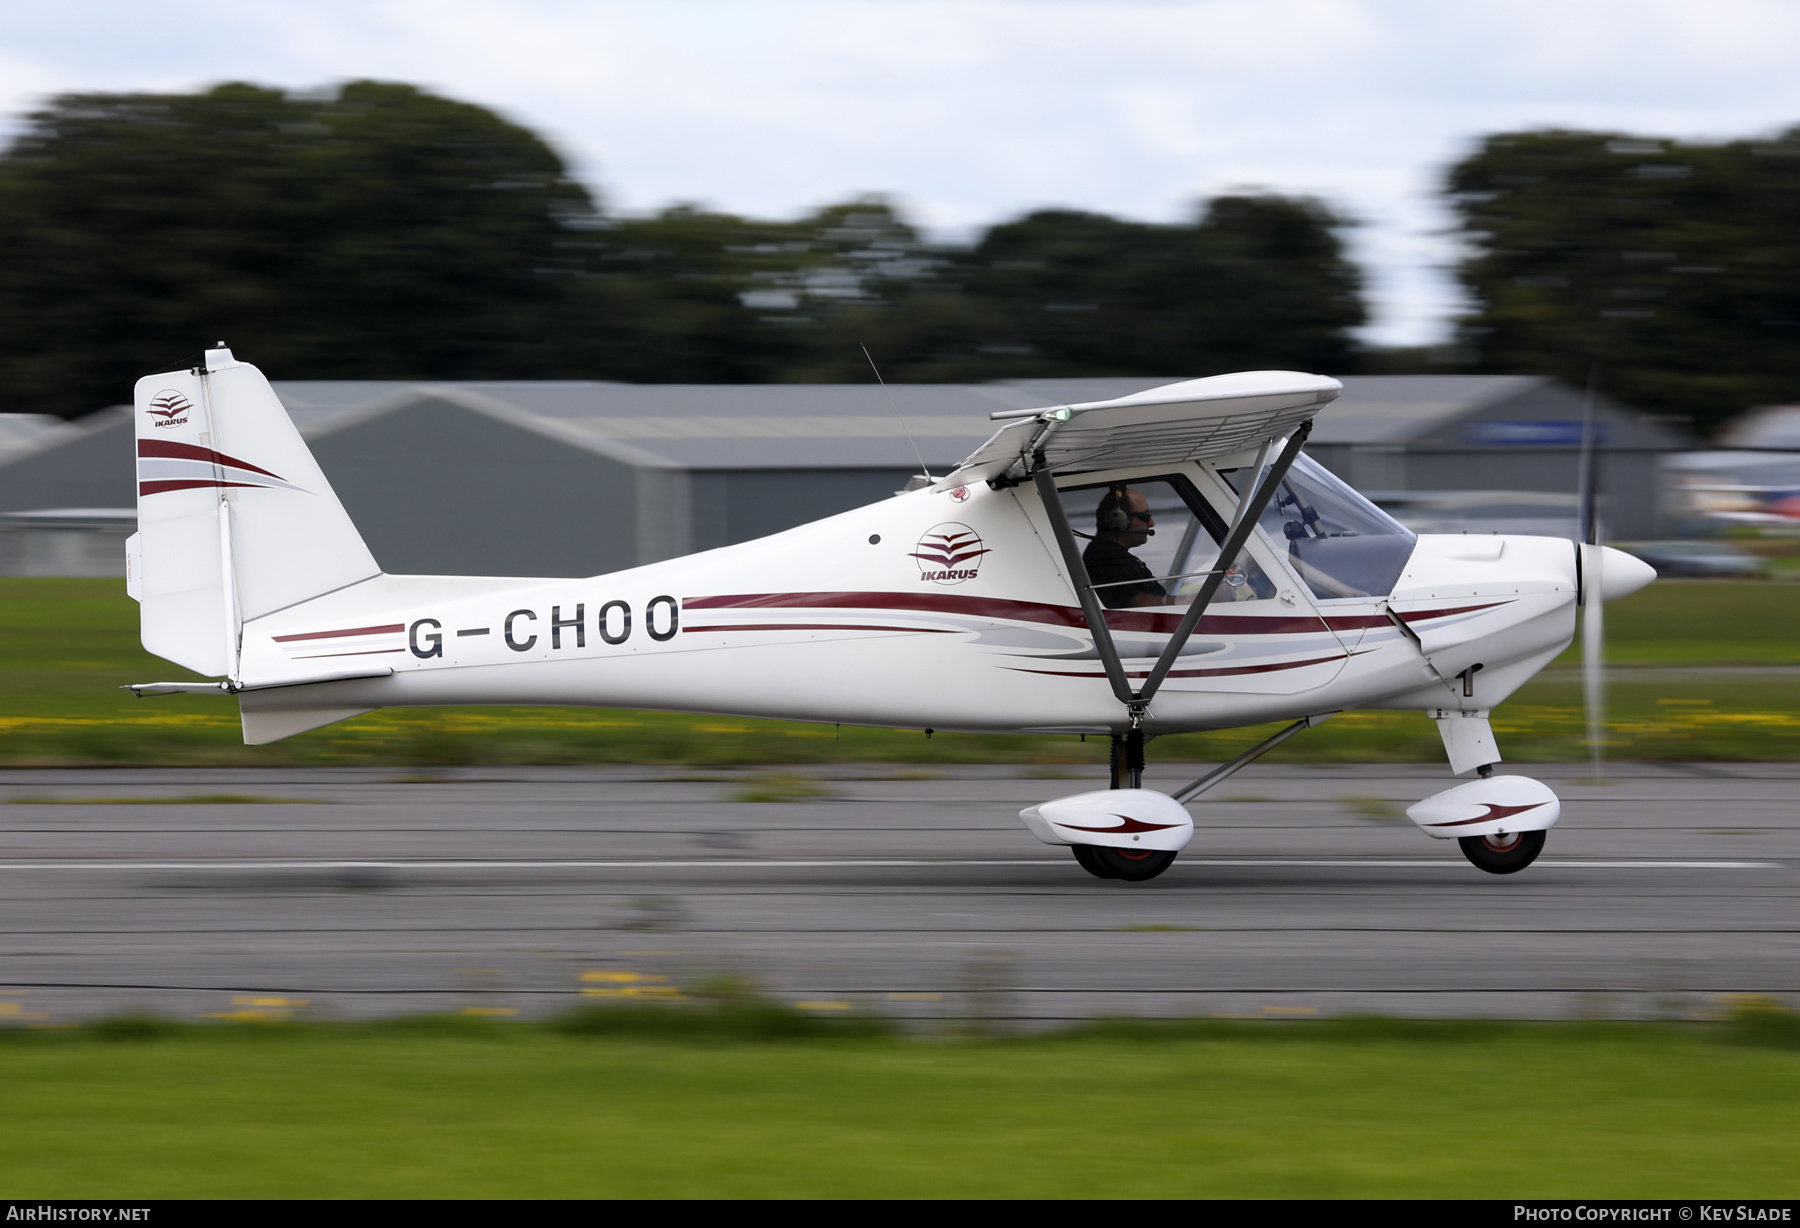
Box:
3;578;1797;766
1550;578;1800;665
0;1012;1795;1198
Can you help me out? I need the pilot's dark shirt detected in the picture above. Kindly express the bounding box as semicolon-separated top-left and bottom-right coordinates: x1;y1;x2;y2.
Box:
1082;536;1166;609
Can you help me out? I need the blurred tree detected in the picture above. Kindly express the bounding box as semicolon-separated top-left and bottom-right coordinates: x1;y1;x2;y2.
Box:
873;195;1366;381
590;197;947;383
0;81;602;417
0;79;1369;415
1450;128;1800;435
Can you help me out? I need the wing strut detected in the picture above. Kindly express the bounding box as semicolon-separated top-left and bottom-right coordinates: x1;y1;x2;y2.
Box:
1169;713;1334;802
1029;421;1313;725
1032;465;1136;708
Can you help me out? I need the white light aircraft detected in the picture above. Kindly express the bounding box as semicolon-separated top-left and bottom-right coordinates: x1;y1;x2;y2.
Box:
125;347;1655;882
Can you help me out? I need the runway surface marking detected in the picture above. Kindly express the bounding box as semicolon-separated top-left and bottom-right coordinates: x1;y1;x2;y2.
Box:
0;858;1780;871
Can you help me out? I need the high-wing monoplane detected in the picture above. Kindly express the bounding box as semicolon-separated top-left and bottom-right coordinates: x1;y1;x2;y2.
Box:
125;348;1655;881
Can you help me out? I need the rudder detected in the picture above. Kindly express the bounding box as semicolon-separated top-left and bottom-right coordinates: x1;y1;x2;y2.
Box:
132;345;380;679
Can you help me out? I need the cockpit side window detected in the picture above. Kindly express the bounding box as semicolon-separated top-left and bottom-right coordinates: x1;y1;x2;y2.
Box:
1221;452;1417;600
1058;473;1277;609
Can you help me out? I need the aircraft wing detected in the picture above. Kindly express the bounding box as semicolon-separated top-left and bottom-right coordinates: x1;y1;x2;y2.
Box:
937;370;1342;489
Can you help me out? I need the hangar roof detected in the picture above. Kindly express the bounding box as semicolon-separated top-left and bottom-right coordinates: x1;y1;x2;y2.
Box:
0;373;1694;517
265;372;1684;473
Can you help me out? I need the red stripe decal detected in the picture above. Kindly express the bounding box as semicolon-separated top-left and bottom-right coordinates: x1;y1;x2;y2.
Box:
1423;801;1547;828
1399;602;1509;623
137;438;285;481
1006;652;1346;680
1322;603;1508;632
290;648;407;659
1324;613;1398;631
682;592;1333;636
139;479;271;496
682;624;956;635
1058;815;1183;834
273;623;406;643
682;593;1511;638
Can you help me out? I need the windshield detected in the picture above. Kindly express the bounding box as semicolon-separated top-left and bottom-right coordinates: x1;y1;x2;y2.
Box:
1223;453;1417;599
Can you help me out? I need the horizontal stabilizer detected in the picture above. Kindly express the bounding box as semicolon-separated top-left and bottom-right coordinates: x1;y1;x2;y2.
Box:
239;667;394;693
123;667;393;698
122;681;231;697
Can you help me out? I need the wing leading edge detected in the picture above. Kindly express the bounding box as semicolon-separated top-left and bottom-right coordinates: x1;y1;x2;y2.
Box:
937;370;1342;489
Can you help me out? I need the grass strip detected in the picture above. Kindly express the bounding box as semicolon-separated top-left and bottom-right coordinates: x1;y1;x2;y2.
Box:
0;1008;1795;1198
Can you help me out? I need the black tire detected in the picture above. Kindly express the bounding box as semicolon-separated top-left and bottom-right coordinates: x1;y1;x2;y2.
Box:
1071;844;1118;879
1458;829;1546;875
1088;846;1177;882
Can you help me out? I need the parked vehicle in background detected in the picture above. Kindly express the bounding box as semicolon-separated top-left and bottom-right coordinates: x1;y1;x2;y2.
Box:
1618;541;1770;578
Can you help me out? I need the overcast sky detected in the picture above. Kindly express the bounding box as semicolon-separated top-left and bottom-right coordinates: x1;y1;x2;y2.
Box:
5;0;1799;347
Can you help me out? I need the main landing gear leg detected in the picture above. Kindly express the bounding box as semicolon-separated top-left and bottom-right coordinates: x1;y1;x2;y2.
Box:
1075;728;1173;880
1106;729;1145;790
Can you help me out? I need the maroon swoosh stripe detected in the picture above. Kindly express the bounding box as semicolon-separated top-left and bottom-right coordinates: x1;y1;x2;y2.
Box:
1006;651;1347;681
1058;815;1183;833
1422;801;1547;828
1400;602;1509;623
1324;613;1400;631
291;648;407;659
682;591;1331;635
139;479;272;496
681;592;1511;637
137;438;285;481
273;623;405;643
1321;602;1511;632
682;623;956;635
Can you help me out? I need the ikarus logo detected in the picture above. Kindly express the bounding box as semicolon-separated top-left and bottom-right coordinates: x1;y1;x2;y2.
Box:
911;522;989;585
147;390;192;428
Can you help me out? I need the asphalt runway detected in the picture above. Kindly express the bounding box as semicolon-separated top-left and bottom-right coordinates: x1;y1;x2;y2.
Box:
0;762;1793;1027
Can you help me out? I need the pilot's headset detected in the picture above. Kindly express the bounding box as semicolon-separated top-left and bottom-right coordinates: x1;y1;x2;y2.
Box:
1100;487;1133;533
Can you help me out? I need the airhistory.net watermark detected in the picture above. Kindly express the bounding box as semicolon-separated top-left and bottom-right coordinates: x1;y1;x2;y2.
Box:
5;1209;150;1222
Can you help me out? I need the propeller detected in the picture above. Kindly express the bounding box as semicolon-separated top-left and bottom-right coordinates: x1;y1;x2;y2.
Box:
1577;367;1605;780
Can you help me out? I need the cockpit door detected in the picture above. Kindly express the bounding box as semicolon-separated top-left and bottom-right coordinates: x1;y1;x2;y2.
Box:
1019;468;1350;696
1212;452;1419;652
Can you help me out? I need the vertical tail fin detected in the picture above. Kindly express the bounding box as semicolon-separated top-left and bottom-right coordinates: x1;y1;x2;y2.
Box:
134;346;380;678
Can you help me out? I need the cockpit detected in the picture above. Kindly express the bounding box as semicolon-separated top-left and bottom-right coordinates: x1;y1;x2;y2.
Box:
1060;474;1278;609
1062;453;1416;608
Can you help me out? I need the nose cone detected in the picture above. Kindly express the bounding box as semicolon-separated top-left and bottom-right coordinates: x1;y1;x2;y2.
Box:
1584;544;1657;603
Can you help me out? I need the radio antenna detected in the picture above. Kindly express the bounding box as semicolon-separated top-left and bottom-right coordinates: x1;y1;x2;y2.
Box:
862;343;933;483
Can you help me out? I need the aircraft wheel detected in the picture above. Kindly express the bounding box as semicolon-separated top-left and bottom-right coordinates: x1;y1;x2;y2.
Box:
1088;846;1177;882
1458;830;1546;875
1071;844;1118;879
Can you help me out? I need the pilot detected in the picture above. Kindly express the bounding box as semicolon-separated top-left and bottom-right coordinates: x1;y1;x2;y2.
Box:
1083;487;1168;609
